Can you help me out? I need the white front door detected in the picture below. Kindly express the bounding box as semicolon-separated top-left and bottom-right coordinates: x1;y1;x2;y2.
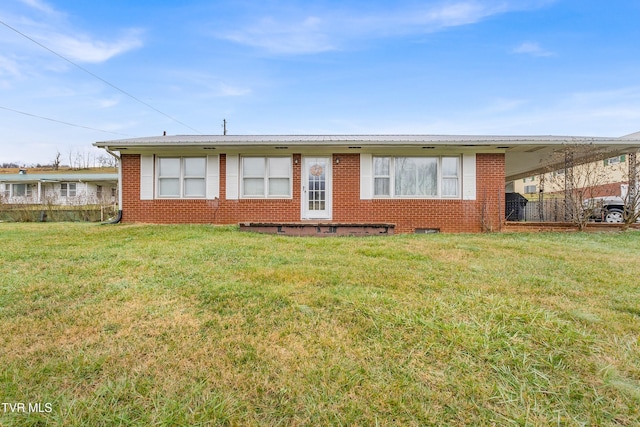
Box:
302;157;332;219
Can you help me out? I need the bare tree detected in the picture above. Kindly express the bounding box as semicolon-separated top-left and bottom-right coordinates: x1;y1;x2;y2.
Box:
97;154;117;168
546;144;611;230
52;151;61;170
619;152;640;228
68;148;77;170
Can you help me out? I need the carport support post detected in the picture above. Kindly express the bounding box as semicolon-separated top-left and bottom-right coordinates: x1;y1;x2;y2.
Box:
564;149;575;221
629;152;637;203
538;173;545;221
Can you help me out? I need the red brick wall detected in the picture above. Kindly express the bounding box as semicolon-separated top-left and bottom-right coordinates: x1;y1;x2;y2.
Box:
121;154;302;224
120;152;505;233
476;153;506;232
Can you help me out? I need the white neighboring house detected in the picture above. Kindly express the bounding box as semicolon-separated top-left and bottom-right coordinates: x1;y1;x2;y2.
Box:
510;154;631;196
0;170;118;206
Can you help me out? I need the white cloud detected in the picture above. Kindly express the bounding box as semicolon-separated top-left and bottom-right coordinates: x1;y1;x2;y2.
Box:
449;87;640;136
512;42;554;57
18;0;58;15
219;83;252;97
0;55;21;77
219;1;556;54
97;97;121;109
416;1;505;28
4;1;144;64
163;69;253;98
46;30;144;63
223;16;334;54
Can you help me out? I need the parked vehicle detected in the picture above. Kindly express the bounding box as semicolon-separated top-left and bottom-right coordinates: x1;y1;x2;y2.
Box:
586;196;632;223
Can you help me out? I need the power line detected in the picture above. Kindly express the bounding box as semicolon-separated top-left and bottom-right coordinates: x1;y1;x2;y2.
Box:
0;105;131;136
0;19;203;134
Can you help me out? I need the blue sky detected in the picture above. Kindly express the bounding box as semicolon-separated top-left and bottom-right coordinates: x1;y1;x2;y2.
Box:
1;0;640;165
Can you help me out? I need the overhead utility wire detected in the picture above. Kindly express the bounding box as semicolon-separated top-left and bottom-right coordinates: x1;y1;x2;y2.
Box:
0;19;202;134
0;105;131;136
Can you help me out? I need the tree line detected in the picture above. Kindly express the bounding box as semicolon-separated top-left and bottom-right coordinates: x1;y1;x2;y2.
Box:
2;148;117;170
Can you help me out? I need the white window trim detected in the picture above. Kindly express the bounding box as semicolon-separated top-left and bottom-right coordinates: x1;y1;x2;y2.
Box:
372;156;461;199
240;156;293;199
156;157;207;199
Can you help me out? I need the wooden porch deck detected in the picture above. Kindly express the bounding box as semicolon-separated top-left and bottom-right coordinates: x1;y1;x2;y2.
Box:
239;222;395;236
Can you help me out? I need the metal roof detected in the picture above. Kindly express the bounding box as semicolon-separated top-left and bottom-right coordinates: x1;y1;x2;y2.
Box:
93;133;640;182
0;173;118;183
96;133;632;147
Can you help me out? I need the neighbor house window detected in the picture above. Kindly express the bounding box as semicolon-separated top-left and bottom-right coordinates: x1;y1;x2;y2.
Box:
373;156;460;198
157;157;206;198
60;183;76;197
12;183;32;197
604;155;625;166
241;157;292;198
524;185;537;194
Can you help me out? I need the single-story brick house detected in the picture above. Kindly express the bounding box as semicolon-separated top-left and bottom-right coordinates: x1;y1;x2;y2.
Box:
94;134;640;233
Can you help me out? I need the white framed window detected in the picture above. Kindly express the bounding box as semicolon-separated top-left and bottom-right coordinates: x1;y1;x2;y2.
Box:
12;183;33;197
157;157;206;198
184;158;206;197
60;183;77;197
372;156;460;198
524;185;537;194
241;156;292;198
373;157;391;196
441;157;459;197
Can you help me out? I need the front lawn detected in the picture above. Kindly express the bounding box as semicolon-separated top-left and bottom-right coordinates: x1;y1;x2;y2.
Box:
1;223;639;425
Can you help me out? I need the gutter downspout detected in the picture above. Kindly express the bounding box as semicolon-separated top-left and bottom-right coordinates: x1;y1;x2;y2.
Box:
103;146;123;224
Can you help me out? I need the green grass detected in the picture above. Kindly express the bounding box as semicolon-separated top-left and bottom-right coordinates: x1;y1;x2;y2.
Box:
1;223;639;426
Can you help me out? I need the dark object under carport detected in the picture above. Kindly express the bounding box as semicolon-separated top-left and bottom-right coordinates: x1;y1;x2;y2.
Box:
505;192;528;221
